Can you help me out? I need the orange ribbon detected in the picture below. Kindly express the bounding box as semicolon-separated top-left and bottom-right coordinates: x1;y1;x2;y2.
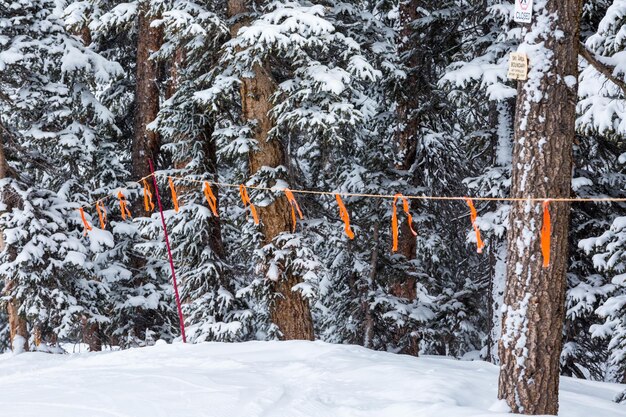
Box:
239;184;259;225
284;189;304;232
541;200;551;268
117;192;132;220
335;194;355;239
168;177;179;213
142;179;155;213
392;193;417;252
203;181;219;217
96;200;107;229
78;207;93;235
465;198;485;254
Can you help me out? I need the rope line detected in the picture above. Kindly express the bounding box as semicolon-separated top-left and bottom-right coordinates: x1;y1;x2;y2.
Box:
163;174;626;203
82;173;157;209
79;172;626;212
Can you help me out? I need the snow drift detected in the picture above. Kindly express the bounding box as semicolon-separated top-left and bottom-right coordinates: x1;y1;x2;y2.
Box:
0;341;623;417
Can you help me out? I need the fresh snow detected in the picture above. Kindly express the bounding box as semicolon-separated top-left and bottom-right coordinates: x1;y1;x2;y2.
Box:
0;341;624;417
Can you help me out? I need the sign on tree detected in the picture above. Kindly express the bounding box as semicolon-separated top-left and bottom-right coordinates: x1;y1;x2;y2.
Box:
514;0;534;24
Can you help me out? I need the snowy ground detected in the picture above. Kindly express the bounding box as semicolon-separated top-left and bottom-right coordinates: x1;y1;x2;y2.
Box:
0;341;624;417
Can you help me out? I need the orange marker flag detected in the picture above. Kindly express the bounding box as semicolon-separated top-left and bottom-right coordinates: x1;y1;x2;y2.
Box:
239;184;259;225
465;198;485;254
335;194;355;239
142;179;155;213
78;207;93;235
284;189;304;232
117;191;132;220
203;181;219;217
392;193;417;252
168;177;180;213
96;200;107;229
541;200;551;268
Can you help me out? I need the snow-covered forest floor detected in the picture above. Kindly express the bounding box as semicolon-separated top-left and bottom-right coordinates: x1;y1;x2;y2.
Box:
0;341;623;417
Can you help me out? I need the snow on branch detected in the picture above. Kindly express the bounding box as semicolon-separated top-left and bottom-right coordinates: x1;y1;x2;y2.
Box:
579;42;626;97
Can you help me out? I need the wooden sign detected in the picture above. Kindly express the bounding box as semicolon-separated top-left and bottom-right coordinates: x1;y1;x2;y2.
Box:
507;52;528;80
514;0;534;24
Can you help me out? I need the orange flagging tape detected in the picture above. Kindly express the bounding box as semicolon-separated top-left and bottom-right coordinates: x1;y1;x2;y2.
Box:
142;179;155;213
335;194;355;239
542;200;551;268
117;192;132;220
392;193;417;252
96;200;107;229
465;198;485;254
74;173;609;266
284;189;304;232
203;181;219;217
239;184;259;225
78;207;93;235
168;177;180;213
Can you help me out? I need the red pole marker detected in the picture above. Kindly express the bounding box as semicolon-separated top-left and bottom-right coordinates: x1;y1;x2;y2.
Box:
149;160;187;343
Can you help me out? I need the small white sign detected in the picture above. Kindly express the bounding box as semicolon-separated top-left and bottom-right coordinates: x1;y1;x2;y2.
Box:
514;0;534;24
507;52;529;81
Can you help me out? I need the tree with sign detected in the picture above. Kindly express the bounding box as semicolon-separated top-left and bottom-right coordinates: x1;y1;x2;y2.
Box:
498;0;582;414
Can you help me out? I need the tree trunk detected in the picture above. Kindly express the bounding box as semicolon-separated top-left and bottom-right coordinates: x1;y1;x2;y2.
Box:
363;223;379;349
82;316;102;352
204;133;225;259
0;129;28;353
132;1;162;210
166;48;184;100
6;289;28;352
392;0;421;357
497;1;582;414
228;0;314;341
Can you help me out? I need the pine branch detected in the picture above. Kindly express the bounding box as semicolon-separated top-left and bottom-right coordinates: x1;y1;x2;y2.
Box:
579;42;626;97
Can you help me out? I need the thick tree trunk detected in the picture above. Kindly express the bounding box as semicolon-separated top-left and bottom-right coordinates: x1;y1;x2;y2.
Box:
0;130;28;353
391;0;421;356
228;0;314;341
132;1;162;211
497;1;582;415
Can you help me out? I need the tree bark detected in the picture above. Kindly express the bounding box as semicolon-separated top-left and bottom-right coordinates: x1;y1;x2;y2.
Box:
132;1;162;212
6;288;28;352
82;316;102;352
497;1;582;415
391;0;421;356
166;48;184;100
204;133;225;259
228;0;314;341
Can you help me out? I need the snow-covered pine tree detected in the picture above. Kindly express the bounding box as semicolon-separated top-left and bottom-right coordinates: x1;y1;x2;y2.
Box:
150;0;256;342
0;0;123;351
562;1;626;376
379;0;489;357
439;0;518;362
84;0;181;346
576;0;626;384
